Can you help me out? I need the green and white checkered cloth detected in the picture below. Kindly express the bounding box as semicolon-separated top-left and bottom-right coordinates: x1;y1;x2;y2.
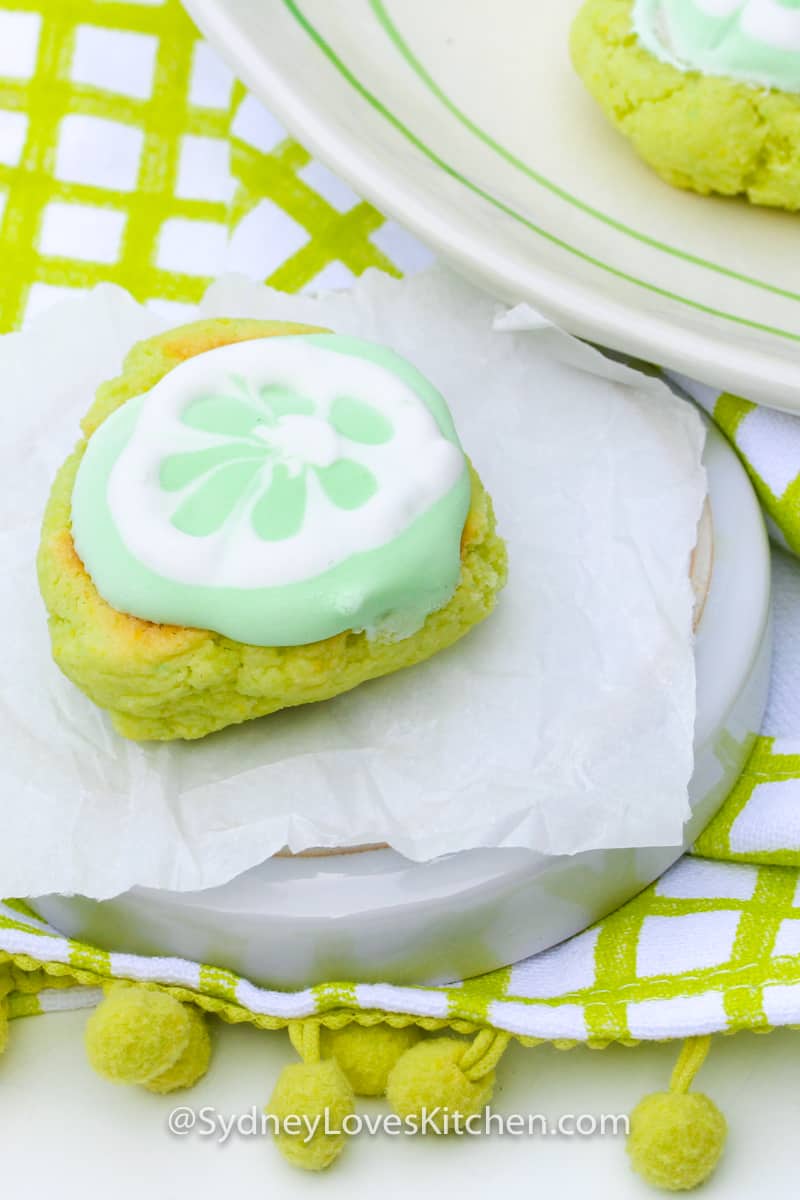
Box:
3;0;800;1046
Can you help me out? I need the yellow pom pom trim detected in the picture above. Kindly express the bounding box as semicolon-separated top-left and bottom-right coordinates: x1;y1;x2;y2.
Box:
267;1057;355;1171
629;1092;726;1192
85;984;210;1091
145;1005;211;1094
386;1031;509;1131
628;1037;726;1192
320;1022;421;1096
0;965;13;999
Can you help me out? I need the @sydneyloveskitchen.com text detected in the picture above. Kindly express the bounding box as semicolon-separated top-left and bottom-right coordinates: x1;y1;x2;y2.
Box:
167;1104;630;1144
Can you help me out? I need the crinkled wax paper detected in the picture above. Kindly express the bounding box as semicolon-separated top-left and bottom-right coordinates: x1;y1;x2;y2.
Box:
0;268;706;898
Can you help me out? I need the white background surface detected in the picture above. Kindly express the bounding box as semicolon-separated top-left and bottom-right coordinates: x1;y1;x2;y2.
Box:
1;1009;797;1198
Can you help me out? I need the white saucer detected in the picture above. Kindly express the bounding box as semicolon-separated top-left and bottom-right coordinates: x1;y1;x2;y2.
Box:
184;0;800;412
35;423;771;988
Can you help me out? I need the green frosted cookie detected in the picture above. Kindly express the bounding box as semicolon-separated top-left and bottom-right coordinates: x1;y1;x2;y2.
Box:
37;319;507;742
571;0;800;210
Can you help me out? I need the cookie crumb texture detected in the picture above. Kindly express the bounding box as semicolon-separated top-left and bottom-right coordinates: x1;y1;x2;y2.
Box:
571;0;800;210
37;319;507;742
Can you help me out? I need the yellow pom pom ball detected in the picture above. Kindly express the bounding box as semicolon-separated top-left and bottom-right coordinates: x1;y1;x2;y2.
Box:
628;1091;727;1192
267;1058;355;1171
86;984;196;1087
321;1023;421;1096
0;966;12;999
145;1005;211;1094
386;1037;495;1130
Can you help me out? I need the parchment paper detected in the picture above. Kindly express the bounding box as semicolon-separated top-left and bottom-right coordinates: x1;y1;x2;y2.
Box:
0;267;706;898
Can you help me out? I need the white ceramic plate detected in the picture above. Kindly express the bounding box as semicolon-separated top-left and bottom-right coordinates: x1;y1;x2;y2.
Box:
36;425;771;988
184;0;800;412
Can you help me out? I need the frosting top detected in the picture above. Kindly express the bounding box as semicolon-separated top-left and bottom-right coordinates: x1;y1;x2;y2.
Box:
633;0;800;93
71;333;472;647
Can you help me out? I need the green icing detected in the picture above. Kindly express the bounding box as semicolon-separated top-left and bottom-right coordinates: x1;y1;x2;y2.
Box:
250;463;307;541
161;376;385;542
71;334;471;648
159;443;261;492
330;395;393;444
634;0;800;94
181;393;260;436
316;458;378;510
172;458;264;539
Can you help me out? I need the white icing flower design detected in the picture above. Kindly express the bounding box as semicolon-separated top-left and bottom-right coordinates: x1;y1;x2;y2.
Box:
159;376;394;541
100;336;466;596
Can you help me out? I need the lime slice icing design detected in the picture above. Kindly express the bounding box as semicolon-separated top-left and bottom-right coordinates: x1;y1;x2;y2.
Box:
71;334;472;647
159;376;386;541
633;0;800;93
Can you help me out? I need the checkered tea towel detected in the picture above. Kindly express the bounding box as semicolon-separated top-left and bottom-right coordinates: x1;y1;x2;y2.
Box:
3;0;800;1048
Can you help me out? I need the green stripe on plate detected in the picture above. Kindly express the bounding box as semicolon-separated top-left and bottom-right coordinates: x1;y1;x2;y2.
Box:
371;0;800;306
283;0;800;345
